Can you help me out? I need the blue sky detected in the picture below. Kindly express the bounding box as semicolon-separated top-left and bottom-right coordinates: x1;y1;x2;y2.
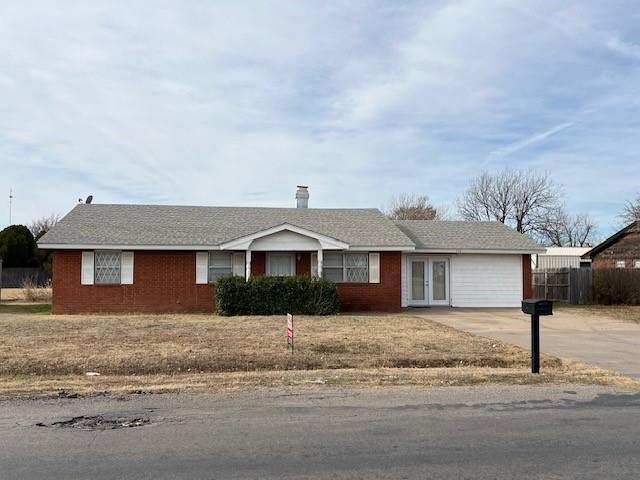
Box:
1;1;639;238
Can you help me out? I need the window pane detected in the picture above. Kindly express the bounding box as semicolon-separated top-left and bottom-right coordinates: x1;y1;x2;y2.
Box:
345;267;367;282
345;253;367;268
209;268;233;282
269;254;293;276
323;267;343;282
209;252;233;267
432;261;446;300
344;253;368;282
411;261;425;300
95;251;121;284
208;252;233;282
323;253;343;268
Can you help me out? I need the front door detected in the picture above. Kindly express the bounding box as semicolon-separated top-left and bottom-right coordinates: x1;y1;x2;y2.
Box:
408;257;449;306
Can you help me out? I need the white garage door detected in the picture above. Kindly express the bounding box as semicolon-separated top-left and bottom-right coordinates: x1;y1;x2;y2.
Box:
451;254;522;307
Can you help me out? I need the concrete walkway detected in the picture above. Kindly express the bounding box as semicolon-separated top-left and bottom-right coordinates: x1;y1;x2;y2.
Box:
412;307;640;379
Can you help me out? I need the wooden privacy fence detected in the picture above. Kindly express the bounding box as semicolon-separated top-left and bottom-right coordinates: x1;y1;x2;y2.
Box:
532;268;593;304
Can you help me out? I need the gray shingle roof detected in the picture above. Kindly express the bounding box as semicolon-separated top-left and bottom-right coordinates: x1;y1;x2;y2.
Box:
39;204;415;248
394;220;543;252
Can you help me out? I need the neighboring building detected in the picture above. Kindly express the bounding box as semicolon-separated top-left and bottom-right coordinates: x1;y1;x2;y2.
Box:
582;221;640;269
533;247;592;269
38;187;543;314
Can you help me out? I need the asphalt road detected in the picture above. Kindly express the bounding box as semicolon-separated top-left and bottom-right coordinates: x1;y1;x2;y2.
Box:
2;386;640;479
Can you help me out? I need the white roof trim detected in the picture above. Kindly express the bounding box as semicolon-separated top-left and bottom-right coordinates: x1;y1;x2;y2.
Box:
38;243;223;251
412;248;544;254
219;223;349;250
348;245;415;252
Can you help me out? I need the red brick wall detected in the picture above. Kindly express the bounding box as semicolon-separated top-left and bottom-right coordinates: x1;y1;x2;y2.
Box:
522;254;532;299
337;252;402;312
592;258;629;268
52;250;214;314
52;250;403;314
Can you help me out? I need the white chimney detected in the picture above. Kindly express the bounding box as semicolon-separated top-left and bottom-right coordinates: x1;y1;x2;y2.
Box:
295;185;309;208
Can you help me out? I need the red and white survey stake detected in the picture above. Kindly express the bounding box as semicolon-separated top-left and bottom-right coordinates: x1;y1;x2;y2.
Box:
287;313;294;352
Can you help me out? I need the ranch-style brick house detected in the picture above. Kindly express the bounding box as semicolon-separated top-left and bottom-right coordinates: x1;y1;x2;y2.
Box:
38;187;543;314
581;221;640;269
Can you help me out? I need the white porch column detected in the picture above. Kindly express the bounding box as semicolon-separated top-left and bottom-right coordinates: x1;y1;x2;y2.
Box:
317;248;323;278
245;249;252;281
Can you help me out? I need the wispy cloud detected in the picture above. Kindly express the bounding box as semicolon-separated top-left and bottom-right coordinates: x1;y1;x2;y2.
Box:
488;122;574;159
0;0;638;236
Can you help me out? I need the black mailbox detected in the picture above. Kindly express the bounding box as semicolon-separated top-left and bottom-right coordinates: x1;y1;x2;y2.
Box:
521;299;553;316
522;299;553;374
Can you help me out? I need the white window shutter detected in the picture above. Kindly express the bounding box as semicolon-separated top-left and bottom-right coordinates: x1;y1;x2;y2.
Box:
232;252;245;276
311;252;318;277
81;251;94;285
121;252;134;284
196;252;208;284
369;253;380;283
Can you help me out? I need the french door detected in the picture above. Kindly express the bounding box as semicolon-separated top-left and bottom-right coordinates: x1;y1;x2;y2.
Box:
409;257;449;306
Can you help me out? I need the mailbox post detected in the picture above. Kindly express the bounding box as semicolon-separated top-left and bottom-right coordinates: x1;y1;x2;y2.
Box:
521;299;553;373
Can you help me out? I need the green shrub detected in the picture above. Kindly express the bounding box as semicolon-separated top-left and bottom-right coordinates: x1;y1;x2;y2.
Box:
216;276;340;316
593;268;640;305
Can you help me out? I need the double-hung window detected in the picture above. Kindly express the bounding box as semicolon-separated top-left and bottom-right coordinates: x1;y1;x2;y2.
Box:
323;253;368;283
208;252;233;283
94;251;122;284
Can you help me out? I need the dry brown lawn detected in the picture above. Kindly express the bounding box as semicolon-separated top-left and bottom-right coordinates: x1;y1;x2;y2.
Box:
555;303;640;323
1;308;638;396
0;287;52;303
0;312;554;376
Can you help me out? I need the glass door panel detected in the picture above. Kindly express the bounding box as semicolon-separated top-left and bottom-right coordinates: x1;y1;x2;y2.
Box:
411;261;425;302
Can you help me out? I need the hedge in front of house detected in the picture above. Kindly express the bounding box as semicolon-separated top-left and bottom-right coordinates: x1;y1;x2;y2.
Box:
216;276;340;315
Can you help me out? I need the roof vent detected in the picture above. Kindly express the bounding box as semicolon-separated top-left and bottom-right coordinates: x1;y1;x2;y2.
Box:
295;185;309;208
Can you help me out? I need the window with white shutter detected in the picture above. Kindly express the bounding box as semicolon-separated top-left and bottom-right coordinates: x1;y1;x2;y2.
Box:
322;253;368;283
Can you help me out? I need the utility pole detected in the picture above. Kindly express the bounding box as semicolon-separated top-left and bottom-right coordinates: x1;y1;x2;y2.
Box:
9;188;13;225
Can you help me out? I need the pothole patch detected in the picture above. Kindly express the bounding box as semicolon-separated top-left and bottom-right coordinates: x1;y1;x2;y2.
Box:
36;415;150;430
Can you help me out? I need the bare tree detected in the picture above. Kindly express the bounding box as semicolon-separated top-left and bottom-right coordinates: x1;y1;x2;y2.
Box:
386;194;445;220
620;192;640;225
457;168;560;235
537;208;598;247
29;214;60;239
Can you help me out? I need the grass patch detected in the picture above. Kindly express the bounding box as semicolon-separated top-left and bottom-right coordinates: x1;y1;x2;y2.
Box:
0;310;637;396
0;312;555;376
0;303;51;314
555;304;640;323
1;365;638;398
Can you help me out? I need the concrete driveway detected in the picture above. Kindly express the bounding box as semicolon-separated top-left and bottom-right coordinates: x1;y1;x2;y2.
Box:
413;307;640;379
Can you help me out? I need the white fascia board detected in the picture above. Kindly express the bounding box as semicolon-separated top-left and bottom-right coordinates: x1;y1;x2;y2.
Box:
219;223;349;250
412;248;544;254
38;243;222;251
347;245;415;252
